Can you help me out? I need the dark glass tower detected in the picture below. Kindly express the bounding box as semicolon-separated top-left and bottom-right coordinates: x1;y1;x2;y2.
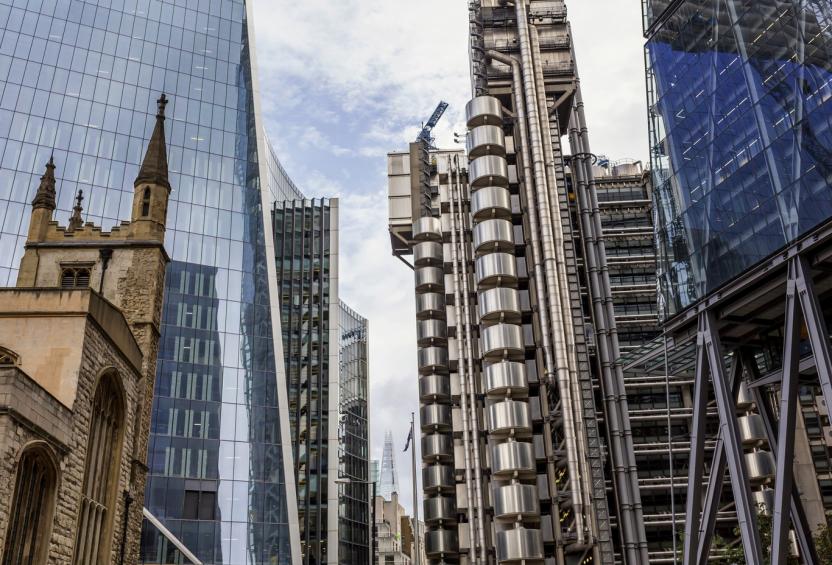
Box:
646;0;832;315
0;0;299;562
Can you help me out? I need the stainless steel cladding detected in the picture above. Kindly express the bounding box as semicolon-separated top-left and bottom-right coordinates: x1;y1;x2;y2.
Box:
469;155;510;188
746;451;777;481
493;484;540;520
477;287;522;324
466;95;503;128
486;400;533;437
738;415;768;445
413;216;443;241
475;253;518;287
481;324;525;359
495;528;544;562
418;347;450;374
415;266;444;292
420;404;453;432
473;219;514;255
423;465;455;493
471;186;512;221
422;433;454;462
424;496;458;524
491;442;536;477
425;529;460;558
415;292;446;319
413;241;443;266
467;125;507;158
417;319;449;346
483;361;529;396
419;374;451;403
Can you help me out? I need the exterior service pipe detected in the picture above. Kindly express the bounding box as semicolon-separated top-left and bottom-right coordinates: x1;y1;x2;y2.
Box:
447;157;480;564
512;0;586;544
485;49;568;557
455;155;488;561
568;76;651;561
527;24;596;542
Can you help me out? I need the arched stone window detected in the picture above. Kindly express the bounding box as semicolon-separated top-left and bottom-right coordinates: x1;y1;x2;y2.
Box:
2;444;58;565
0;346;18;366
141;187;151;217
73;371;124;564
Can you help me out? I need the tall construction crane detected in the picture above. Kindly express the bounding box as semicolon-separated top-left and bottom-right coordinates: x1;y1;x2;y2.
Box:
416;101;449;149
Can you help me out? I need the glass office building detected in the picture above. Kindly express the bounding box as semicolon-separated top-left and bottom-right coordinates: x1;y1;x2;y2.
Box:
337;301;370;565
646;0;832;315
0;0;300;563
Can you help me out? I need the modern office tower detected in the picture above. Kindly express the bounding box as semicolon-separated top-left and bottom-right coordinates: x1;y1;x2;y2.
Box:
640;1;832;563
272;197;341;564
338;301;371;564
379;430;402;500
0;0;301;563
387;2;649;562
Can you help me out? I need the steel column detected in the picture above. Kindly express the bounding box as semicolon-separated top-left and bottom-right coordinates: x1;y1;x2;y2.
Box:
702;311;764;564
795;256;832;425
771;260;803;565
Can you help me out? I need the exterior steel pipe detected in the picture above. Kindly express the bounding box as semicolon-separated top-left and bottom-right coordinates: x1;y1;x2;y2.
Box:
565;45;649;559
454;155;488;561
489;23;587;545
446;156;479;563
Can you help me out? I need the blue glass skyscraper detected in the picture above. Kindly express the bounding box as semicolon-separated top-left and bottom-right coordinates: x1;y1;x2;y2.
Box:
0;0;300;563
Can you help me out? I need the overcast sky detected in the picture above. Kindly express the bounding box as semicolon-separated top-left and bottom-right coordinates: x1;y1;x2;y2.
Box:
251;0;648;516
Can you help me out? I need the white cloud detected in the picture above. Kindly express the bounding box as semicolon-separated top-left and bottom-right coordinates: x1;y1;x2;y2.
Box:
251;0;650;517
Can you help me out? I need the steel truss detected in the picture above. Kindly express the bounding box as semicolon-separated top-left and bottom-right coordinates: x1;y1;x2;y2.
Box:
682;249;832;565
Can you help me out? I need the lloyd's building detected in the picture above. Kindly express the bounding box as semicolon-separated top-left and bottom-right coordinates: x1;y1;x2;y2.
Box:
0;0;313;563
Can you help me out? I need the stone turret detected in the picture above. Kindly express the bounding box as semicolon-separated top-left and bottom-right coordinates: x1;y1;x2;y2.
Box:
27;156;57;242
130;94;170;241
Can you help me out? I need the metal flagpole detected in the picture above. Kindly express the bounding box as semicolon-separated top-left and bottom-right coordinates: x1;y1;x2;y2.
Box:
411;412;421;565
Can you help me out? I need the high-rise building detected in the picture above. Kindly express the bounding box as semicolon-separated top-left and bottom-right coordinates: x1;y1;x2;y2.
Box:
640;1;832;563
379;430;401;501
0;0;301;563
0;105;169;565
387;2;649;562
338;301;371;564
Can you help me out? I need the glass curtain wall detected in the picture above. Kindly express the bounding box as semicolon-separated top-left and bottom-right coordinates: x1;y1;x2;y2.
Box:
646;0;832;315
337;301;370;565
0;0;297;562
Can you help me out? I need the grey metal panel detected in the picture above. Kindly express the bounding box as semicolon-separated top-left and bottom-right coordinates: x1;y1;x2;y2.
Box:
487;400;532;436
416;292;446;320
471;186;512;221
746;451;776;481
738;414;767;445
491;441;535;477
415;266;444;292
417;319;448;346
419;374;451;402
418;347;449;374
469;155;510;188
473;219;515;255
483;361;528;396
421;404;453;432
467;124;507;158
423;465;455;493
475;253;518;287
493;484;540;519
478;287;522;324
424;496;458;524
413;216;442;241
495;527;544;563
413;241;443;266
425;529;460;558
466;95;503;128
422;433;454;461
481;324;524;359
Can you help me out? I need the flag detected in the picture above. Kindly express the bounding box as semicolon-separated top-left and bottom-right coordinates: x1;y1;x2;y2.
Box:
403;425;413;452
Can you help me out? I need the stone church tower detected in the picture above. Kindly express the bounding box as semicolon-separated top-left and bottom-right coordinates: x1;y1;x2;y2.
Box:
0;95;172;565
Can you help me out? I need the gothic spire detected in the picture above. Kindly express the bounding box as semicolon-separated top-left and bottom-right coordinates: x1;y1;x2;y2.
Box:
31;156;57;211
68;189;84;231
135;94;170;191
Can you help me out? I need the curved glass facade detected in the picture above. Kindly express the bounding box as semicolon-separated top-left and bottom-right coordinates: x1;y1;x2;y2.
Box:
647;0;832;316
0;0;297;563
